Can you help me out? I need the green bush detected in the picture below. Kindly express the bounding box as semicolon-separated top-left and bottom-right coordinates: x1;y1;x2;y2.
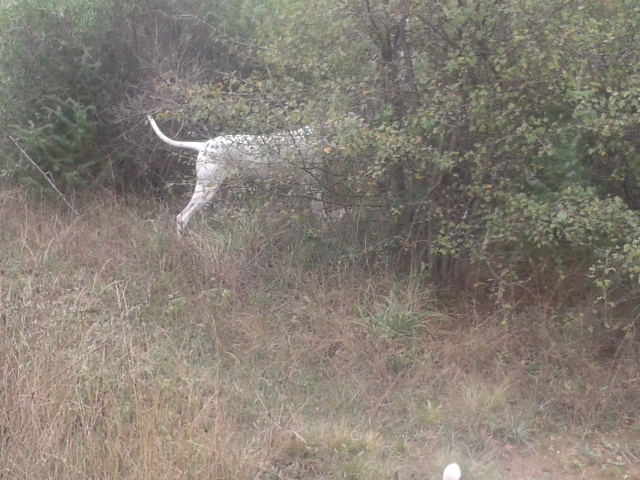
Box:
1;0;639;301
18;100;106;190
168;0;640;300
485;187;640;294
0;0;265;191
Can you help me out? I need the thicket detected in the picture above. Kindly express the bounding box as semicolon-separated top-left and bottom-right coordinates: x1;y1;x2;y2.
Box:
1;0;639;304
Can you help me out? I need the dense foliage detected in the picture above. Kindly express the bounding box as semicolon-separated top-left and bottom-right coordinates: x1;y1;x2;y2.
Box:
1;0;639;302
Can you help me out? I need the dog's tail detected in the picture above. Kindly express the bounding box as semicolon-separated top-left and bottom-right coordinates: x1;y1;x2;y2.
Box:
147;116;206;152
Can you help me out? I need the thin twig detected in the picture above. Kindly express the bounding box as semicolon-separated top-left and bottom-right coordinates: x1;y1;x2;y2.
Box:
0;127;79;215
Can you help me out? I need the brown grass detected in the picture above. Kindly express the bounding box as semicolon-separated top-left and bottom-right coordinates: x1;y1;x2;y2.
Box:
1;185;639;480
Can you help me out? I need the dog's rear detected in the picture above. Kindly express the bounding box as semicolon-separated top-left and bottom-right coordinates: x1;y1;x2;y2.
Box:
148;116;322;235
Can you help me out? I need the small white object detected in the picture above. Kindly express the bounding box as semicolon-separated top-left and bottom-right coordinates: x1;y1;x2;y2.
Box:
443;463;461;480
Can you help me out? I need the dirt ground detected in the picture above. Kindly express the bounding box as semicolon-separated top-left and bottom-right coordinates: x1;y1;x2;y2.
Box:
502;431;640;480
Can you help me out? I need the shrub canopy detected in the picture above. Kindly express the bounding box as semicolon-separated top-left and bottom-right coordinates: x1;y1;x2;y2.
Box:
1;0;639;299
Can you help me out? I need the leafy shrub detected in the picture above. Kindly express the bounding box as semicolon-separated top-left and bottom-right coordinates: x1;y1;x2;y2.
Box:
484;187;640;295
17;100;106;190
2;0;640;302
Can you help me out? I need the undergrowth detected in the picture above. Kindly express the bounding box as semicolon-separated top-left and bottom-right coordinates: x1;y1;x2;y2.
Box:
1;185;639;480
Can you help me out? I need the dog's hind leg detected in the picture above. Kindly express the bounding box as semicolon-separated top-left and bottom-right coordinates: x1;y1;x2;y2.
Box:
176;164;226;236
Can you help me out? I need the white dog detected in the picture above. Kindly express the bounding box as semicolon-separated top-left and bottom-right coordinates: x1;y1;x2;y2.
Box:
148;116;325;235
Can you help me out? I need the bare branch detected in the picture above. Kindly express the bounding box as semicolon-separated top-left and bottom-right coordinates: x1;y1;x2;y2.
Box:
0;127;79;216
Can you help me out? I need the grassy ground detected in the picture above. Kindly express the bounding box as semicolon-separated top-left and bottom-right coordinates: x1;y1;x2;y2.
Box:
1;185;639;480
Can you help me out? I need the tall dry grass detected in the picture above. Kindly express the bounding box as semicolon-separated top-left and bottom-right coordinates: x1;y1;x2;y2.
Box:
2;185;639;479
